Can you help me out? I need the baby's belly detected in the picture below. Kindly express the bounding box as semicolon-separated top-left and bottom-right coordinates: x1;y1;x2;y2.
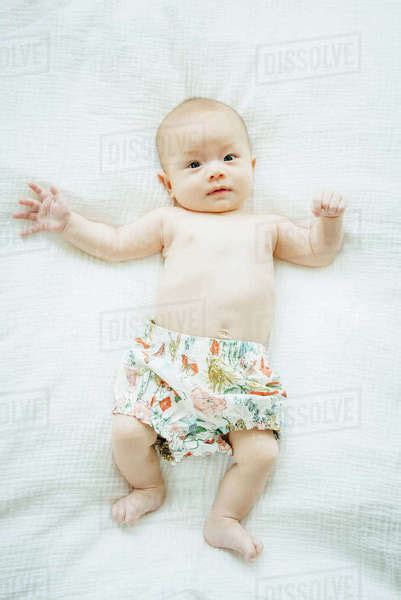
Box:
153;264;276;344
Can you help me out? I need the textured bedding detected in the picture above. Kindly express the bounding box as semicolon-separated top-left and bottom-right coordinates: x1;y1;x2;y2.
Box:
1;0;400;598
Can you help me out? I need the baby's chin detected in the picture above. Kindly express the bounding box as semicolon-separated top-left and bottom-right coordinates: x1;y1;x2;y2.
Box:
175;198;246;214
207;204;242;213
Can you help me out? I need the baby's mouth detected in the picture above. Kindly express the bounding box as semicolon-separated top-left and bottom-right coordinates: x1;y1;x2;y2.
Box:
207;187;232;196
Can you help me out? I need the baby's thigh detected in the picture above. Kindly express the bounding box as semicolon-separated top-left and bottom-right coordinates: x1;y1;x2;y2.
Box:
228;428;279;467
112;413;157;446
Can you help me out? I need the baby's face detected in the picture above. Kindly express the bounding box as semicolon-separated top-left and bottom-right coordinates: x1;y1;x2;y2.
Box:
157;110;256;213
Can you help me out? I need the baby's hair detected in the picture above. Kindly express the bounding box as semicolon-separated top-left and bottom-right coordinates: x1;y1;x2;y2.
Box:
156;96;252;174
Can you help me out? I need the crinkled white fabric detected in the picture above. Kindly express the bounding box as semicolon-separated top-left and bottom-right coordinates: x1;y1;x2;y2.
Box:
1;0;400;598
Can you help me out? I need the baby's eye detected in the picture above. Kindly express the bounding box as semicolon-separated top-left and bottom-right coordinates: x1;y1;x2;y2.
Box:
187;160;201;169
224;154;237;161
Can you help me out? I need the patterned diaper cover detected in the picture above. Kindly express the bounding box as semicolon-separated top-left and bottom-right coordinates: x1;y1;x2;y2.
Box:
112;318;288;465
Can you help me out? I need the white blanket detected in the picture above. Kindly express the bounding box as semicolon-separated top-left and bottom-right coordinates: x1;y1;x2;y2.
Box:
1;0;400;598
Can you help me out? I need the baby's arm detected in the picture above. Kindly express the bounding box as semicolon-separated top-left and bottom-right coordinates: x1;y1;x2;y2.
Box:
13;182;166;262
60;210;118;261
273;217;331;267
62;206;166;262
273;192;346;267
112;206;167;261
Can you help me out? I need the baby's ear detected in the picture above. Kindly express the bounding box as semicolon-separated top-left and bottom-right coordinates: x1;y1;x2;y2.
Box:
156;171;172;193
156;171;166;188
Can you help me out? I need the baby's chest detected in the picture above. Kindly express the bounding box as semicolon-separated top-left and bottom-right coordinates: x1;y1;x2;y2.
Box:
166;219;275;262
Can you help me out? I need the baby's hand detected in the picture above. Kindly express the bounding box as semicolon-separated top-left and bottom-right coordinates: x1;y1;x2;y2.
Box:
12;182;71;237
311;191;346;218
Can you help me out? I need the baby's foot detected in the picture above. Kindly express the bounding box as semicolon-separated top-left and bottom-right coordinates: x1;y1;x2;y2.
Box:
203;514;263;562
112;485;166;526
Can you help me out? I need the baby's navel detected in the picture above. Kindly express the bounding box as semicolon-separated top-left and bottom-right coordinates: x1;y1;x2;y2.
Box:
216;328;231;339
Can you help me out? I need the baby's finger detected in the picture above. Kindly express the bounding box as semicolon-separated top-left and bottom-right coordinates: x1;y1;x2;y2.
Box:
28;182;49;200
323;191;335;208
20;225;42;236
13;211;37;221
50;185;59;196
316;191;328;210
312;195;323;211
28;182;44;194
19;198;41;209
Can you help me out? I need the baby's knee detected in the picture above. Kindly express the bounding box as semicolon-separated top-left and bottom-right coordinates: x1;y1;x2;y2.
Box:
233;430;279;470
112;413;157;446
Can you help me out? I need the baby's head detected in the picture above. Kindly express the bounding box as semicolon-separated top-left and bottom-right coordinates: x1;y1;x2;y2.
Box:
156;97;256;214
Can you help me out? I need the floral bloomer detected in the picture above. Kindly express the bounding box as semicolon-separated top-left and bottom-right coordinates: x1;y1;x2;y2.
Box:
112;319;287;465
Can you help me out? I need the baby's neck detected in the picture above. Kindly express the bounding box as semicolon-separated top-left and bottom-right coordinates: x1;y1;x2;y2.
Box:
173;204;252;217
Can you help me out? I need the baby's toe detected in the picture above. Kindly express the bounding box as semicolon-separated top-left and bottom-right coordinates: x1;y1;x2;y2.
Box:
254;540;264;556
124;508;140;525
112;499;126;523
246;538;264;562
242;540;258;562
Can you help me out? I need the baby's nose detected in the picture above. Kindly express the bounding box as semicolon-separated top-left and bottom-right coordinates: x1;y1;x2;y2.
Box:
208;164;226;180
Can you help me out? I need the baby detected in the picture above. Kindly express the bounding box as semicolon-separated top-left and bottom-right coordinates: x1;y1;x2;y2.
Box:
12;97;346;562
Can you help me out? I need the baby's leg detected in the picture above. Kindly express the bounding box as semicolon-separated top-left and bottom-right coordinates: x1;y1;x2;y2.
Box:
203;428;279;562
111;413;166;525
